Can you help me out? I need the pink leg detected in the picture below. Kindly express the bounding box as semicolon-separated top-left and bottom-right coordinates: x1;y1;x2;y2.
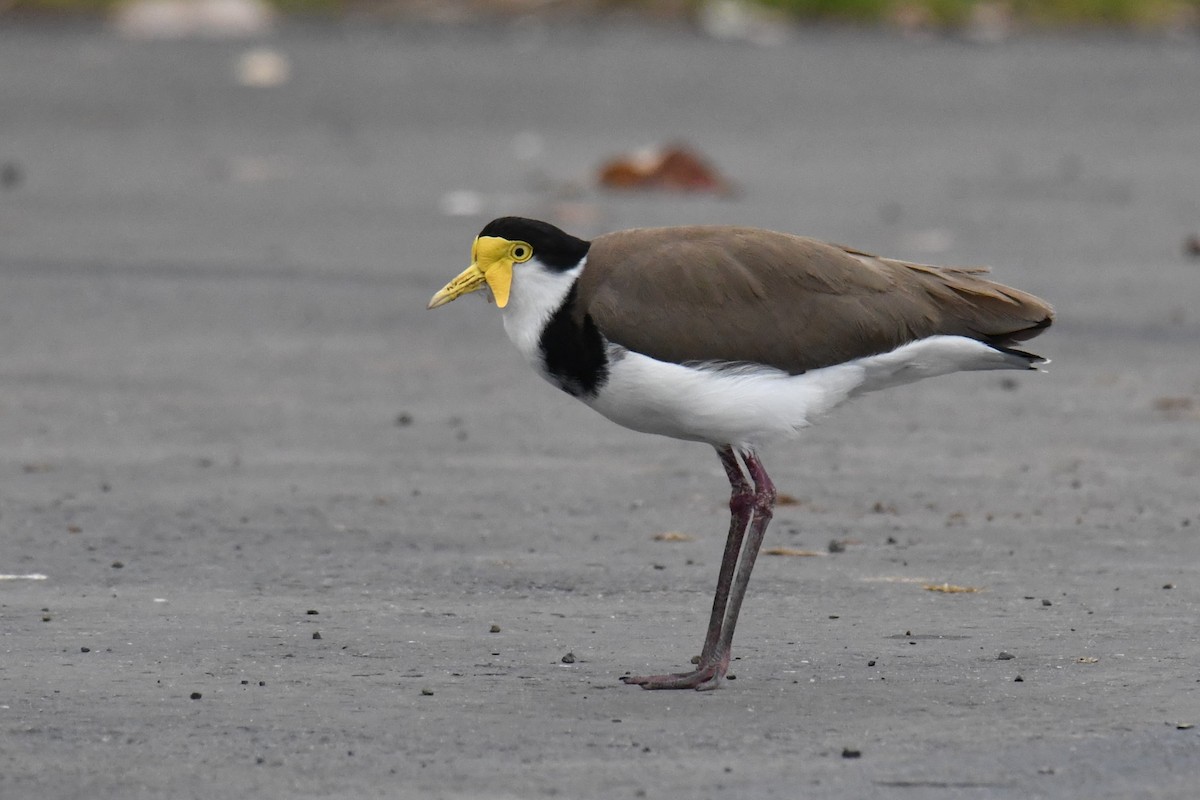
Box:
622;447;776;691
707;452;776;673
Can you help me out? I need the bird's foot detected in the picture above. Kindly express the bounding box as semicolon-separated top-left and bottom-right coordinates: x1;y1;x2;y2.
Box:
620;653;729;691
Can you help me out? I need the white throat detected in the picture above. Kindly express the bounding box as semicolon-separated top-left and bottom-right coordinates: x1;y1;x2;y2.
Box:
499;255;586;370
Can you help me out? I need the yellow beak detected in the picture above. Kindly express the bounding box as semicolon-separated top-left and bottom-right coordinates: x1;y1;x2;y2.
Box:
427;236;515;310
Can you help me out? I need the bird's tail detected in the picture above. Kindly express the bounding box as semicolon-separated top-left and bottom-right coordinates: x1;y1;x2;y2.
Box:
852;335;1046;398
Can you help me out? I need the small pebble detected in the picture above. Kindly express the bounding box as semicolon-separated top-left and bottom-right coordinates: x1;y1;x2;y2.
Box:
841;747;862;759
489;624;501;633
997;651;1015;660
1014;675;1024;682
1041;599;1052;606
306;609;319;615
1163;583;1175;590
561;652;576;664
312;632;322;640
0;161;23;189
867;660;876;667
421;688;434;696
81;647;90;653
112;561;124;569
190;692;202;700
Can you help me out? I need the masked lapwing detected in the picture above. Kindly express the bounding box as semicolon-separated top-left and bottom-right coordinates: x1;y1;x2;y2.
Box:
428;217;1053;691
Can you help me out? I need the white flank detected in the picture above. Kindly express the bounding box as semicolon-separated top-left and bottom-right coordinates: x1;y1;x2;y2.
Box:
587;335;1031;450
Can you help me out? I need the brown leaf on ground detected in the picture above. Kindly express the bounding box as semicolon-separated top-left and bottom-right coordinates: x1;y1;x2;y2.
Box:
653;531;694;542
597;143;736;195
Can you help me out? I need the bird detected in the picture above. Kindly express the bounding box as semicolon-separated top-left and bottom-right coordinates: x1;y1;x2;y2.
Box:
428;216;1053;691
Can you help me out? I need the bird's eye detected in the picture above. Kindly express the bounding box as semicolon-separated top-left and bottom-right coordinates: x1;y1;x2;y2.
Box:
510;242;533;262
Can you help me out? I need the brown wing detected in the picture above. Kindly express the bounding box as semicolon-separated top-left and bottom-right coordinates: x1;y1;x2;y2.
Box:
574;226;1053;374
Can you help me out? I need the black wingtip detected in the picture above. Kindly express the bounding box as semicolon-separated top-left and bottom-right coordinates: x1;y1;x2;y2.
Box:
992;343;1048;369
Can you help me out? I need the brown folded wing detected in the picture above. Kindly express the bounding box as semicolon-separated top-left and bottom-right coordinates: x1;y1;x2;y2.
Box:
574;226;1053;374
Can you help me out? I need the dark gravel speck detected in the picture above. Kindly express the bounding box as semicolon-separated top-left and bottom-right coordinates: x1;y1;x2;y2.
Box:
0;161;22;189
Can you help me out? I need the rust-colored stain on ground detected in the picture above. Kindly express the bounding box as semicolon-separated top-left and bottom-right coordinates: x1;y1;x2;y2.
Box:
764;547;824;557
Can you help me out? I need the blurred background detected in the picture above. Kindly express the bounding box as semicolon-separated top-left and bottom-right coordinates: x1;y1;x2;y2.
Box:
3;3;1200;796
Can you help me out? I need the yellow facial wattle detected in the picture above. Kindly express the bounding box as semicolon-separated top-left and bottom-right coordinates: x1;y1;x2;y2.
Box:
427;236;532;310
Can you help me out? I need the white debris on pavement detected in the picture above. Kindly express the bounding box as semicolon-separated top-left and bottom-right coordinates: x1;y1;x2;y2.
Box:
235;48;292;88
439;190;485;217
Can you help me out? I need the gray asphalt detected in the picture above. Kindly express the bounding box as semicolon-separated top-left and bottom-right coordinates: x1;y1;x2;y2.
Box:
2;17;1199;799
